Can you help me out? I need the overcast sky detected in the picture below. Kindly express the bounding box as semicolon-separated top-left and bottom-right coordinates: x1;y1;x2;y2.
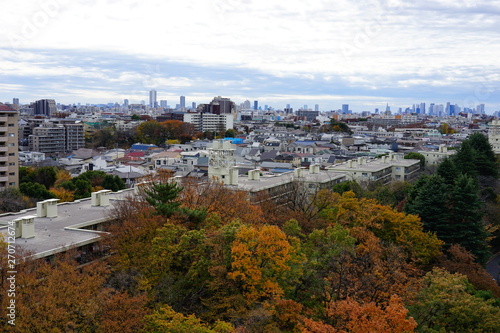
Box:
1;0;499;113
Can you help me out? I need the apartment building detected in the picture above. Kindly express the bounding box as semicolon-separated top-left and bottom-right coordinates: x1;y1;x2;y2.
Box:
29;122;85;154
0;105;19;189
183;113;233;132
326;154;420;184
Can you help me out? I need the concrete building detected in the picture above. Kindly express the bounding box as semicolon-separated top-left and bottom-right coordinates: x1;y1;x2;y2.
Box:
418;145;457;167
183;113;233;132
29;122;85;154
488;119;500;155
0;105;19;189
327;154;420;184
32;99;57;117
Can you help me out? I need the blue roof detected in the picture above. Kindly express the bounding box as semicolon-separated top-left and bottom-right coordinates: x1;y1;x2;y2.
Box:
271;168;294;173
223;138;244;144
131;143;158;150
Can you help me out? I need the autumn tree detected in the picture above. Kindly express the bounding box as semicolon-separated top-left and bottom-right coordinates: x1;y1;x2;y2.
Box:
409;268;500;332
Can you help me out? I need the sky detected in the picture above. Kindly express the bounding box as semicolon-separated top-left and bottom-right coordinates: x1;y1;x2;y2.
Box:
1;0;500;113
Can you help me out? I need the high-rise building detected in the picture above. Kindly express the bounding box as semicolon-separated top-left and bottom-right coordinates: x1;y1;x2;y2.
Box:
342;104;349;114
243;100;251;109
286;104;291;109
0;104;19;189
477;104;485;114
160;100;168;108
123;99;129;108
12;98;19;106
192;102;196;109
253;100;258;110
419;102;426;115
180;96;186;109
32;99;56;117
315;104;319;112
149;90;157;108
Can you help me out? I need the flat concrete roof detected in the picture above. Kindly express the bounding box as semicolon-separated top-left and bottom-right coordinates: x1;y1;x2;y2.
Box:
0;189;135;259
230;170;346;193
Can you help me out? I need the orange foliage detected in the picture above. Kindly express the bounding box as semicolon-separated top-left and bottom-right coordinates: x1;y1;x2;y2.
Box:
325;295;417;333
228;225;294;303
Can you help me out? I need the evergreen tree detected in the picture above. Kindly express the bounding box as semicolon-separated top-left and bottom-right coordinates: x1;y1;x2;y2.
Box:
452;140;478;178
436;157;459;186
446;174;490;263
404;175;449;234
144;182;183;217
467;132;498;178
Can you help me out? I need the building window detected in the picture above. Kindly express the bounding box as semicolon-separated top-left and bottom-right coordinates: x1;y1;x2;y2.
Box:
9;182;15;186
8;153;15;156
9;172;15;176
8;124;14;127
9;162;15;166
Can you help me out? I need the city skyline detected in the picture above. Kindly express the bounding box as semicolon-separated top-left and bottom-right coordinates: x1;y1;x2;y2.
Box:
1;1;500;113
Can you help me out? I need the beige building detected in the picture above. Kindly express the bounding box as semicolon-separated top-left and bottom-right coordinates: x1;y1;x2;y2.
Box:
0;105;19;189
418;145;456;167
488;119;500;155
29;122;85;154
326;154;420;184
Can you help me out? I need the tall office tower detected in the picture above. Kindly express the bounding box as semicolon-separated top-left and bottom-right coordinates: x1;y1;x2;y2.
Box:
342;104;349;114
192;102;196;109
208;96;235;114
286;104;291;109
315;104;319;111
477;104;485;114
446;102;451;115
243;100;251;109
32;99;56;117
264;105;268;110
0;104;19;189
160;100;168;108
180;96;186;109
254;100;258;110
149;90;157;108
420;102;426;114
449;104;456;116
303;105;308;110
429;103;435;115
12;98;19;106
123;99;129;108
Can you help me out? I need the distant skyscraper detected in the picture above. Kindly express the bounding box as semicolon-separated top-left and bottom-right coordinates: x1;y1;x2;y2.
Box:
449;104;456;116
429;103;435;115
192;102;196;109
243;100;251;109
342;104;349;114
420;102;426;114
180;96;186;109
264;105;268;110
315;104;319;111
12;98;19;105
149;90;157;108
123;99;129;108
446;102;451;115
32;99;56;117
253;100;258;110
477;104;485;114
303;105;308;110
160;100;168;108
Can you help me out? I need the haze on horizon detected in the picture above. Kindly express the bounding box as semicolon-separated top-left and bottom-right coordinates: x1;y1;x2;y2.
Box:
1;0;500;113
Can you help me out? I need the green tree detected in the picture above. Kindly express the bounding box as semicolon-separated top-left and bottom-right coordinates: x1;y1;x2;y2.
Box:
436;157;459;185
467;132;498;178
143;182;183;217
446;174;490;263
404;152;425;168
409;268;500;332
19;182;55;200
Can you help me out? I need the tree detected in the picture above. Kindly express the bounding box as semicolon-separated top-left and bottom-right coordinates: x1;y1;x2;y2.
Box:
224;128;237;138
144;305;233;333
136;121;167;145
228;225;298;304
436;157;459;185
409;268;500;332
19;182;55;200
144;182;183;217
404;152;425;168
0;187;32;213
467;132;498;178
446;174;490;264
325;295;417;333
